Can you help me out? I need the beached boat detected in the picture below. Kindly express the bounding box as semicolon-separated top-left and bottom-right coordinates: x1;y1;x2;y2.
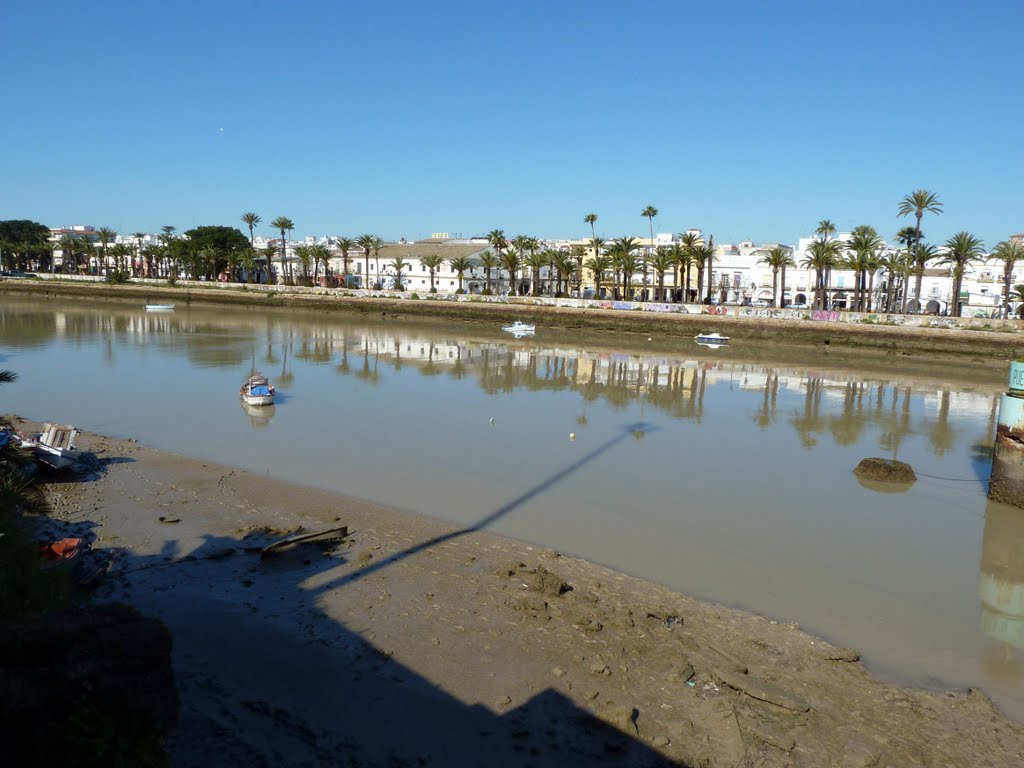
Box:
502;321;535;338
694;332;730;349
144;303;175;311
240;372;275;406
18;423;82;470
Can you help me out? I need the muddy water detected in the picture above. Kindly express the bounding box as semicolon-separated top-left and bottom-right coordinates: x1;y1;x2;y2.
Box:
3;295;1023;721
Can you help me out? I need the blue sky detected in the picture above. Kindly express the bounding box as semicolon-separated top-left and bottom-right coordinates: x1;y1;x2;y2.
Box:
2;1;1021;247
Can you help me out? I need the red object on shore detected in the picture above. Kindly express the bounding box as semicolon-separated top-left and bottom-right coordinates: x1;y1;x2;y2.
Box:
38;538;82;569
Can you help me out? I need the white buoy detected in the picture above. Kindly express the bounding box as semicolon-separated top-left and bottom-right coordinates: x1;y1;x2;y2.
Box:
569;432;576;441
489;417;495;425
647;337;652;341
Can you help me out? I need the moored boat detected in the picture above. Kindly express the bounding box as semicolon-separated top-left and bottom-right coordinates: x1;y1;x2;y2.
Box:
144;303;175;311
502;321;535;337
17;423;82;471
694;332;730;348
240;372;275;406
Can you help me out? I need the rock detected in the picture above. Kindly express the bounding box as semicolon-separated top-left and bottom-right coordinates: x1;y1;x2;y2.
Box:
552;667;566;678
527;565;571;597
512;595;548;613
601;703;638;736
818;647;861;662
853;457;916;485
651;735;670;748
714;667;810;712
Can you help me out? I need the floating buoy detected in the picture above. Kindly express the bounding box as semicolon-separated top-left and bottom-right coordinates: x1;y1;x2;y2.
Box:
569;432;576;441
489;417;495;425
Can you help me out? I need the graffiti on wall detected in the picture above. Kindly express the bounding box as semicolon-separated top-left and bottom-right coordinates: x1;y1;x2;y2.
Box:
811;310;840;322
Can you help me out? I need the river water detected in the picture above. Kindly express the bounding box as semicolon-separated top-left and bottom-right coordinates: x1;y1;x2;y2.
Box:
3;295;1022;721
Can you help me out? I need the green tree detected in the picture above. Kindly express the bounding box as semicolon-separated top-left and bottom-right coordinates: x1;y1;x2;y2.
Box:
613;236;640;298
801;237;842;309
939;232;984;317
584;252;612;298
843;226;883;311
898;189;943;308
356;234;376;289
420;254;444;292
500;247;521;295
477;250;500;294
96;227;116;277
584;213;598;242
371;236;385;288
388;256;409;290
651;246;675;301
270;217;295;283
991;240;1024;319
311;243;332;283
241;212;261;249
759;246;795;308
449;255;472;293
333;237;354;284
524;248;549;296
0;220;49;271
641;205;658;299
909;242;938;312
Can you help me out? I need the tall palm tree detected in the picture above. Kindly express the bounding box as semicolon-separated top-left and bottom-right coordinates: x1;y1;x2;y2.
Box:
584;253;612;298
991;240;1024;318
939;232;984;317
130;232;146;276
569;246;586;294
640;206;658;299
477;250;499;294
844;226;883;311
241;212;261;249
613;237;639;298
355;234;376;289
310;243;332;283
801;237;842;309
584;213;598;242
524;249;549;296
333;237;354;285
96;227;116;277
677;232;702;301
553;249;577;296
759;247;795;308
270;217;295;283
651;246;675;301
448;256;472;293
499;248;521;295
909;242;938;312
486;229;506;259
388;256;409;290
898;190;943;306
669;243;690;302
371;236;385;288
293;244;312;284
420;254;444;292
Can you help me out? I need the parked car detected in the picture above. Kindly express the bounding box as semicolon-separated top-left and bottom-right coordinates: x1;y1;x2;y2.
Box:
750;299;770;307
0;269;36;278
787;302;808;309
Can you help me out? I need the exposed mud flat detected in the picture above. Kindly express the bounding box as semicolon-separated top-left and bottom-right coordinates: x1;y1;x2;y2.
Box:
18;418;1024;767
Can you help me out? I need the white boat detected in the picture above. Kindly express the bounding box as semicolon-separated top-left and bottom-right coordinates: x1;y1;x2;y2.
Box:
145;303;175;311
240;372;275;406
694;332;730;349
18;423;82;471
502;321;535;338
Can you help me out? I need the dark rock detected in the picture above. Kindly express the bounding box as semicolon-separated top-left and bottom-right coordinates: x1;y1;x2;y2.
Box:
853;457;916;485
527;565;571;597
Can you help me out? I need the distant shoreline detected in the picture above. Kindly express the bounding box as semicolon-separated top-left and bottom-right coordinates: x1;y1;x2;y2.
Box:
3;277;1022;363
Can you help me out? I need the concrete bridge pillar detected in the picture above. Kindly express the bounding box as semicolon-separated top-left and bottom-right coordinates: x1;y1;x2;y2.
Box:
990;361;1024;508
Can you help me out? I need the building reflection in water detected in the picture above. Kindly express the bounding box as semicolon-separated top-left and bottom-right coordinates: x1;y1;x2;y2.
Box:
979;501;1024;681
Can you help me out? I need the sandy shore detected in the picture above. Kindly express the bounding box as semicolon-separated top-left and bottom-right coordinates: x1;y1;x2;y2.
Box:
24;419;1024;767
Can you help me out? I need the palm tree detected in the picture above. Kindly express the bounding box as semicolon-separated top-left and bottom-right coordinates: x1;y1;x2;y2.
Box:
801;237;842;309
448;256;472;293
691;244;711;302
844;226;883;311
759;247;794;308
669;243;690;302
613;237;640;298
476;250;499;294
991;240;1024;318
355;234;376;289
552;249;577;296
651;246;675;301
584;213;598;242
96;227;116;277
898;190;943;306
486;229;506;260
270;217;295;283
584;253;612;298
678;232;702;301
293;244;312;284
499;248;521;295
939;232;984;316
641;206;658;299
241;212;261;249
371;236;385;288
909;242;939;312
388;256;409;290
420;254;444;292
333;237;354;285
130;232;146;276
524;249;549;296
310;243;332;283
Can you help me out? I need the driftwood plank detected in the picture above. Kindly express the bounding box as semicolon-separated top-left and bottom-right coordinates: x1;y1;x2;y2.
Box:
259;525;349;559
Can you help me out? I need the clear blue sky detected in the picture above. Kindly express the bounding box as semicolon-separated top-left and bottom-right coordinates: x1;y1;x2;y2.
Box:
2;0;1021;247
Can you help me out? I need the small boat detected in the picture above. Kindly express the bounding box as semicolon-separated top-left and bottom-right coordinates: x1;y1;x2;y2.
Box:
502;321;535;338
694;332;730;349
38;538;83;570
144;303;175;311
240;372;275;406
18;423;82;471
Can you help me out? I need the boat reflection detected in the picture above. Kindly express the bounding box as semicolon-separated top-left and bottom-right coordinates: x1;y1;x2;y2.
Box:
241;400;275;429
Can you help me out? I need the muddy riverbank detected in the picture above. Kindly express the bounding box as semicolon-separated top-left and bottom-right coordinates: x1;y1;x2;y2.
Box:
20;418;1024;766
3;278;1023;363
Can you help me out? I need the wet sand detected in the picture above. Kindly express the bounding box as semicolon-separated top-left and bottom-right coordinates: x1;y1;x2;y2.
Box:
23;418;1024;767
